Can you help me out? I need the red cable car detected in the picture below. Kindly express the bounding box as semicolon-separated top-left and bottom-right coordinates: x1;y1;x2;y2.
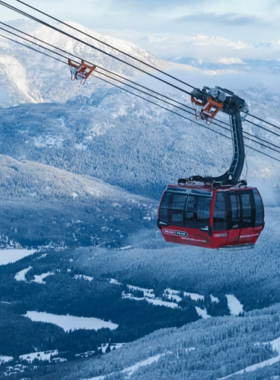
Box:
68;59;96;85
158;184;264;249
158;86;265;249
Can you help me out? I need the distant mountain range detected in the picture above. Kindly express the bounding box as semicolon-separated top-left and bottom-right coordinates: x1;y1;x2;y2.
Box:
0;19;187;107
0;154;155;248
0;20;280;247
1;17;280;380
166;56;280;73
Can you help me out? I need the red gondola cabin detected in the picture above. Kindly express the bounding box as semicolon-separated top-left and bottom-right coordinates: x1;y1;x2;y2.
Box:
158;183;264;249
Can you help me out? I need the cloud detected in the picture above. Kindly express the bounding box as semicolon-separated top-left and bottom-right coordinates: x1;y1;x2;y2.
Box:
108;0;208;11
176;12;268;27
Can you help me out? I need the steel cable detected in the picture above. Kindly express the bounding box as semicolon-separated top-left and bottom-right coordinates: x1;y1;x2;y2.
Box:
1;30;280;164
1;23;280;156
0;0;194;96
15;0;197;90
3;2;280;137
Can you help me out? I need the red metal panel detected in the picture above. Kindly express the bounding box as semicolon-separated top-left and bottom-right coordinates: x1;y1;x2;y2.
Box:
158;184;264;249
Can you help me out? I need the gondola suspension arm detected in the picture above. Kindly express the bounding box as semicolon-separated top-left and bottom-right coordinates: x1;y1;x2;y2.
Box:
185;87;249;186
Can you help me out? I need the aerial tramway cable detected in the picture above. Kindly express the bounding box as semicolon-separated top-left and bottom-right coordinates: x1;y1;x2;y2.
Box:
0;27;280;158
13;0;280;133
1;23;280;156
245;118;280;138
1;1;280;135
2;1;280;138
0;2;272;250
0;32;65;63
0;21;196;111
247;113;280;132
14;0;197;90
1;22;280;154
1;32;280;165
0;0;194;96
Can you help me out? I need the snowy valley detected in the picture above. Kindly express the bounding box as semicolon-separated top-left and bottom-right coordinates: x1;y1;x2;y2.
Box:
0;16;280;380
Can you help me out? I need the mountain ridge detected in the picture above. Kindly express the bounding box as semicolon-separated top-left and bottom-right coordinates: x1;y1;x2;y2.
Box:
0;18;196;107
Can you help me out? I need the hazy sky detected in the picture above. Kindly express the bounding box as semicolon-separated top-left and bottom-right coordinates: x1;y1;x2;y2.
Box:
1;0;280;59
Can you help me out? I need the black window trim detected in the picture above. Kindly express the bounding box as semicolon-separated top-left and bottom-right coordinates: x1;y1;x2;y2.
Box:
159;191;213;229
226;190;257;230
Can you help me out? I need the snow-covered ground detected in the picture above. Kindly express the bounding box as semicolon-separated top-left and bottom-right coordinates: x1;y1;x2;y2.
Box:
219;355;280;379
226;295;244;316
74;274;93;281
0;356;13;364
164;288;183;302
195;307;211;319
114;283;211;310
100;343;125;354
87;353;165;380
110;279;155;298
210;295;219;303
127;284;155;298
185;347;196;353
0;249;36;266
146;298;178;309
184;292;205;302
24;311;118;332
219;336;280;379
109;278;122;285
14;266;32;282
164;288;205;302
32;272;54;284
122;292;178;309
20;350;59;363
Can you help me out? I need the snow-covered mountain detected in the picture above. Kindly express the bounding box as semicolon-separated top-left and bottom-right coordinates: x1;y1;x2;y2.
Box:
0;18;279;246
0;155;155;247
1;205;280;379
0;85;279;199
0;19;194;107
1;17;280;380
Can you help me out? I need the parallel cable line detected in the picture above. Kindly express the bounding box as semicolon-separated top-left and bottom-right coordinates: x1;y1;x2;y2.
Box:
15;0;197;90
0;0;194;96
245;118;280;138
1;30;280;164
247;113;280;132
15;0;280;133
211;118;280;151
97;70;280;155
3;2;280;136
3;3;280;140
0;21;195;111
1;24;280;155
0;32;65;63
94;72;280;162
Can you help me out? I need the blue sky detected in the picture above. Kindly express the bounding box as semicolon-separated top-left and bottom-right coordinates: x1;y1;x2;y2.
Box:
1;0;280;59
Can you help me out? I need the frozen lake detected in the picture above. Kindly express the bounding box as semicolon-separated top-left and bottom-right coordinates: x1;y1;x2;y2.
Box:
0;249;36;266
24;311;119;332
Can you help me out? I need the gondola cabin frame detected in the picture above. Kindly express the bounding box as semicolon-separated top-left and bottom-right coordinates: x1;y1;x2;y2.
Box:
158;183;264;249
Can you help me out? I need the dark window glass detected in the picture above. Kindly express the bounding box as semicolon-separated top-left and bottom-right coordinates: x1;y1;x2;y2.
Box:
213;192;227;231
253;189;264;226
159;192;187;226
240;193;253;228
159;192;172;224
171;194;187;226
184;195;211;229
229;194;241;229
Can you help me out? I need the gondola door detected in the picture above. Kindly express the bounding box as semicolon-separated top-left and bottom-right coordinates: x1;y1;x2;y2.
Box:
238;191;255;245
227;193;241;245
227;191;255;246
